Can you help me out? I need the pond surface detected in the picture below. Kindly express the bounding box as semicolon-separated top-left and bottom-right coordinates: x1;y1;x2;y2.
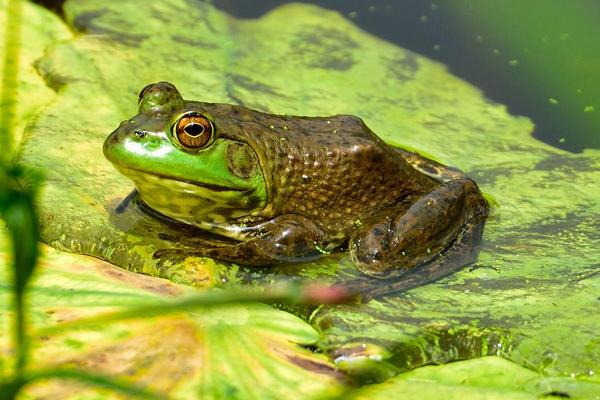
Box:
214;0;600;153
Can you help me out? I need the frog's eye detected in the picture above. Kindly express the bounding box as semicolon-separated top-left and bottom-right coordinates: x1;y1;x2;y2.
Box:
174;112;214;150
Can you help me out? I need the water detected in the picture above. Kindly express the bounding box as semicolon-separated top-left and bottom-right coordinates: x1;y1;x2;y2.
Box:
215;0;600;153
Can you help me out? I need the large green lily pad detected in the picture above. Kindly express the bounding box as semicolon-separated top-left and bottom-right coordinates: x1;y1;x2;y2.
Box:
0;229;345;398
350;356;600;400
15;0;600;391
6;233;598;398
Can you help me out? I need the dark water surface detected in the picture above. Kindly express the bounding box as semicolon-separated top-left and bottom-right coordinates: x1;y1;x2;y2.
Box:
33;0;600;152
215;0;600;153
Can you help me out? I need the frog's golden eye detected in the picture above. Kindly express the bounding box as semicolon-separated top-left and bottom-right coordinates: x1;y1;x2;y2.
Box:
174;112;214;150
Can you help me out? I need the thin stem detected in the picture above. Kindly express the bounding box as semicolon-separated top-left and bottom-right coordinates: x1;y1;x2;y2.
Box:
14;294;26;376
0;0;23;162
2;368;165;399
36;283;352;337
5;196;38;380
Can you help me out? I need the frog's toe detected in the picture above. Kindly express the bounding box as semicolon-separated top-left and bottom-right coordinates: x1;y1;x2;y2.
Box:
349;236;398;278
152;246;227;259
153;248;188;259
348;216;420;277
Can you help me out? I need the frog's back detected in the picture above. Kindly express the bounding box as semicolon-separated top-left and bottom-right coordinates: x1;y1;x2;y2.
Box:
194;103;434;238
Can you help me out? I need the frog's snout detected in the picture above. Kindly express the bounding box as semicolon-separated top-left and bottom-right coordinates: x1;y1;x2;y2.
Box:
103;129;118;161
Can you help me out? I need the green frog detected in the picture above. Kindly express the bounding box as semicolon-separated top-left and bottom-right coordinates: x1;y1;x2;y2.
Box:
104;82;488;295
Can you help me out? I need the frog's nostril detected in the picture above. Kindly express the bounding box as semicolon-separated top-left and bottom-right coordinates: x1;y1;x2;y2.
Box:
134;130;148;139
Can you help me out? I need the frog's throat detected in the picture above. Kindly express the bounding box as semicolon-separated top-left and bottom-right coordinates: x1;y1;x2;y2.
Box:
117;166;266;227
116;165;250;193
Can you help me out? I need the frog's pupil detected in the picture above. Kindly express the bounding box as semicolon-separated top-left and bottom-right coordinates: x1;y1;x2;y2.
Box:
184;123;205;137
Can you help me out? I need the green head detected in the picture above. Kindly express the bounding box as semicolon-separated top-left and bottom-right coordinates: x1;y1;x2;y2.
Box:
103;82;267;231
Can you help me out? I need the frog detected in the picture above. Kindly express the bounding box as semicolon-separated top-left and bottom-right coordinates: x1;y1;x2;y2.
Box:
104;81;488;296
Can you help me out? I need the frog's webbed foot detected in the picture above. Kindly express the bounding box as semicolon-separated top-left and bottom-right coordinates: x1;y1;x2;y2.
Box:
153;241;232;259
157;232;234;247
115;189;139;213
154;214;328;266
348;179;488;297
153;231;234;259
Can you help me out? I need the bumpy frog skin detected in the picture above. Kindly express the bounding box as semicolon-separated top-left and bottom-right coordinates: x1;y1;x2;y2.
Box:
104;82;488;296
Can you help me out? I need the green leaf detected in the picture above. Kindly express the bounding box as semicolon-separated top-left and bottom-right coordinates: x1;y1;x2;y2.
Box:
0;235;344;398
12;0;600;394
352;357;600;400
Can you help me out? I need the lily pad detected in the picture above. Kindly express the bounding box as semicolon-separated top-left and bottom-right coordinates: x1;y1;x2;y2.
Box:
351;356;600;400
15;0;600;389
0;229;344;398
0;0;71;149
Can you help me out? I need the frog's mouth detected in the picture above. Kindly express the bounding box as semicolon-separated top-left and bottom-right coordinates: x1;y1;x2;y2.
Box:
115;165;265;226
117;166;247;193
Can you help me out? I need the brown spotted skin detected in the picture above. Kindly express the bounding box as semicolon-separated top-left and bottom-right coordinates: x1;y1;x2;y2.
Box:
111;82;489;297
157;101;487;279
187;102;437;238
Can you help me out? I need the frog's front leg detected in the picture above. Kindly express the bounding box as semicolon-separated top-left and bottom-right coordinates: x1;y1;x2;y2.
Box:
349;179;487;276
155;215;328;266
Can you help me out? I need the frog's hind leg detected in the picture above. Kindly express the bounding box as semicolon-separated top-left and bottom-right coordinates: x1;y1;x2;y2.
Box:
395;148;467;182
155;214;328;266
347;179;488;299
345;210;486;300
